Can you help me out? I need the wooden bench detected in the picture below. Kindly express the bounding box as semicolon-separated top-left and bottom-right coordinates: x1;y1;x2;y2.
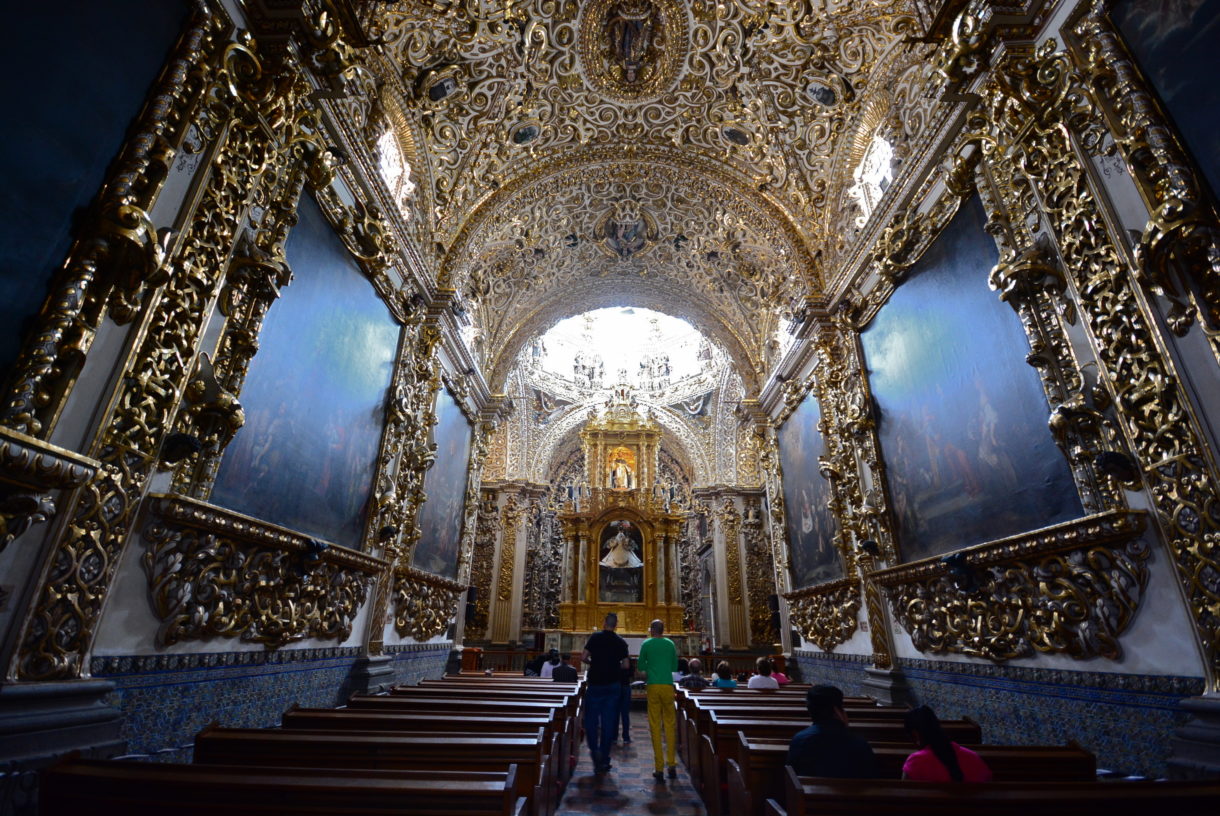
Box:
727;735;1097;816
768;767;1220;816
697;715;982;816
344;694;574;786
40;758;525;815
194;725;553;816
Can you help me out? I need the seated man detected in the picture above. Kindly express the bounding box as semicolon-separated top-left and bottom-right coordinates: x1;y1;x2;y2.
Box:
551;652;579;683
679;657;709;690
787;685;878;778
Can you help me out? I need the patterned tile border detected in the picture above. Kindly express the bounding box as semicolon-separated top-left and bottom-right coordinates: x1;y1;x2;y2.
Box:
91;645;361;676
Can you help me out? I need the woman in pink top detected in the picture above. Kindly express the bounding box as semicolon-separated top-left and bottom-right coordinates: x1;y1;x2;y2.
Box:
901;706;992;782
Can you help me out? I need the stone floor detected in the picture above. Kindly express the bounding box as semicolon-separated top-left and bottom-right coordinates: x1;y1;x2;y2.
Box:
557;712;707;816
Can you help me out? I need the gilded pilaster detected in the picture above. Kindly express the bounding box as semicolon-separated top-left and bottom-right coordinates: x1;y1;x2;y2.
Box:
0;7;221;438
10;33;298;681
1073;5;1220;356
978;38;1220;687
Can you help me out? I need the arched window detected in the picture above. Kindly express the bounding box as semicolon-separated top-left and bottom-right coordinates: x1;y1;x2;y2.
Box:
848;134;894;227
375;127;415;219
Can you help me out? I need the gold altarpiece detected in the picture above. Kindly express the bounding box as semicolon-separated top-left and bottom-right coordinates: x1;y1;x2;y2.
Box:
556;388;685;635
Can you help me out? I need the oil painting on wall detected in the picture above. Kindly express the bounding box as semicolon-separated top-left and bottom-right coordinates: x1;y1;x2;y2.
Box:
412;386;473;579
598;519;644;604
1113;0;1220;198
212;194;399;550
860;198;1082;562
778;391;842;588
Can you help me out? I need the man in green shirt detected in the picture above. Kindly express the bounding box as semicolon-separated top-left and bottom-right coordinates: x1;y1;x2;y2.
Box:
637;618;678;781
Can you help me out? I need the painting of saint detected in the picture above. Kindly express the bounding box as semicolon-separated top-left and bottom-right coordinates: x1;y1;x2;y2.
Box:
413;386;474;579
211;194;399;550
777;391;842;588
1113;0;1220;198
860;197;1082;562
599;519;644;603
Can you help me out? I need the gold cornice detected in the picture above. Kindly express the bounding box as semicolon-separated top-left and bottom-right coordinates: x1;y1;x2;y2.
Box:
146;494;388;574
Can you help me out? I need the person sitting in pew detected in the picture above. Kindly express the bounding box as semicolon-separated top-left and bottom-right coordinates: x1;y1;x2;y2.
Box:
679;658;709;690
902;705;992;782
712;661;737;689
551;653;578;683
787;685;878;779
539;649;560;679
747;657;780;689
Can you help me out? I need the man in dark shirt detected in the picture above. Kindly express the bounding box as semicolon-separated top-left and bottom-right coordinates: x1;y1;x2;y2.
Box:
787;684;878;778
551;653;578;683
582;613;629;773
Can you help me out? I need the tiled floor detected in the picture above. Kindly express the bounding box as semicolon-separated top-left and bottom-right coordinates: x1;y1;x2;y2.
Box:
558;713;707;816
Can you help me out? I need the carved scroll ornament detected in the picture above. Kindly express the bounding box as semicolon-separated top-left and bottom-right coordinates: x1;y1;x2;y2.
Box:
142;495;385;648
392;563;465;642
0;428;97;553
872;510;1149;662
784;577;862;652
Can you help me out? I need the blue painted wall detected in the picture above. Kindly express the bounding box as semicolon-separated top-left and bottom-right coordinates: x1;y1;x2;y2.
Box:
0;1;188;372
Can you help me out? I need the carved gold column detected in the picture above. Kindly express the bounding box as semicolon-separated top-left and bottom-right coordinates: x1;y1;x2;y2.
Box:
464;489;499;639
717;497;749;649
8;33;302;682
0;6;219;438
1073;6;1220;357
977;38;1220;688
490;493;524;643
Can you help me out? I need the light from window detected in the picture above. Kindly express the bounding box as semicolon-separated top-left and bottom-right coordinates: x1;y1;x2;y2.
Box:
376;128;415;219
848;134;894;227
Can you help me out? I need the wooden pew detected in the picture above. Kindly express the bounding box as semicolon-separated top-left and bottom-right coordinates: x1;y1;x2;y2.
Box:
345;694;573;787
727;735;1097;816
697;714;982;816
41;758;525;816
193;725;553;816
769;767;1220;816
282;706;555;737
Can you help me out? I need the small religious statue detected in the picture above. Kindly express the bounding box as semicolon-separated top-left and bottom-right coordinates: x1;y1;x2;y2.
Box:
600;522;644;568
610;457;633;489
604;0;658;85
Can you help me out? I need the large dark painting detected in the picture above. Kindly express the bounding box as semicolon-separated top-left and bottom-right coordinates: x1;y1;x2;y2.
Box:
1113;0;1220;200
412;386;473;579
598;519;644;604
860;198;1082;562
0;2;188;372
212;195;399;549
778;391;842;588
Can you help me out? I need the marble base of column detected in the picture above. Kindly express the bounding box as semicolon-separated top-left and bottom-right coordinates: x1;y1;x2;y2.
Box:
861;666;909;707
0;680;124;762
1168;695;1220;780
347;655;396;695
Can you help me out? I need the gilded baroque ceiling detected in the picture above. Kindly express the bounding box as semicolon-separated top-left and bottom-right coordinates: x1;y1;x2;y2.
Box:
360;0;923;390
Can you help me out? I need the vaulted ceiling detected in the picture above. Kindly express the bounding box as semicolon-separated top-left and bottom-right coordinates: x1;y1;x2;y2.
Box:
359;0;924;391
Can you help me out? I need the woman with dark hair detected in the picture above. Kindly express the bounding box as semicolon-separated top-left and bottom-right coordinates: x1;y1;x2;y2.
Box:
902;706;992;782
712;660;737;689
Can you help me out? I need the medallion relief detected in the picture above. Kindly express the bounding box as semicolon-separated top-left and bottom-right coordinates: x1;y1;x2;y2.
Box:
579;0;687;103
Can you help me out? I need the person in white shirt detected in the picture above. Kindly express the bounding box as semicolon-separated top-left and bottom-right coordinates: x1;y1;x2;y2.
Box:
747;656;780;689
540;649;560;679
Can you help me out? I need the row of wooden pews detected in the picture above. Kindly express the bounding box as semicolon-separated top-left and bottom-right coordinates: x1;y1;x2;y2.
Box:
41;673;581;816
677;684;1220;816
